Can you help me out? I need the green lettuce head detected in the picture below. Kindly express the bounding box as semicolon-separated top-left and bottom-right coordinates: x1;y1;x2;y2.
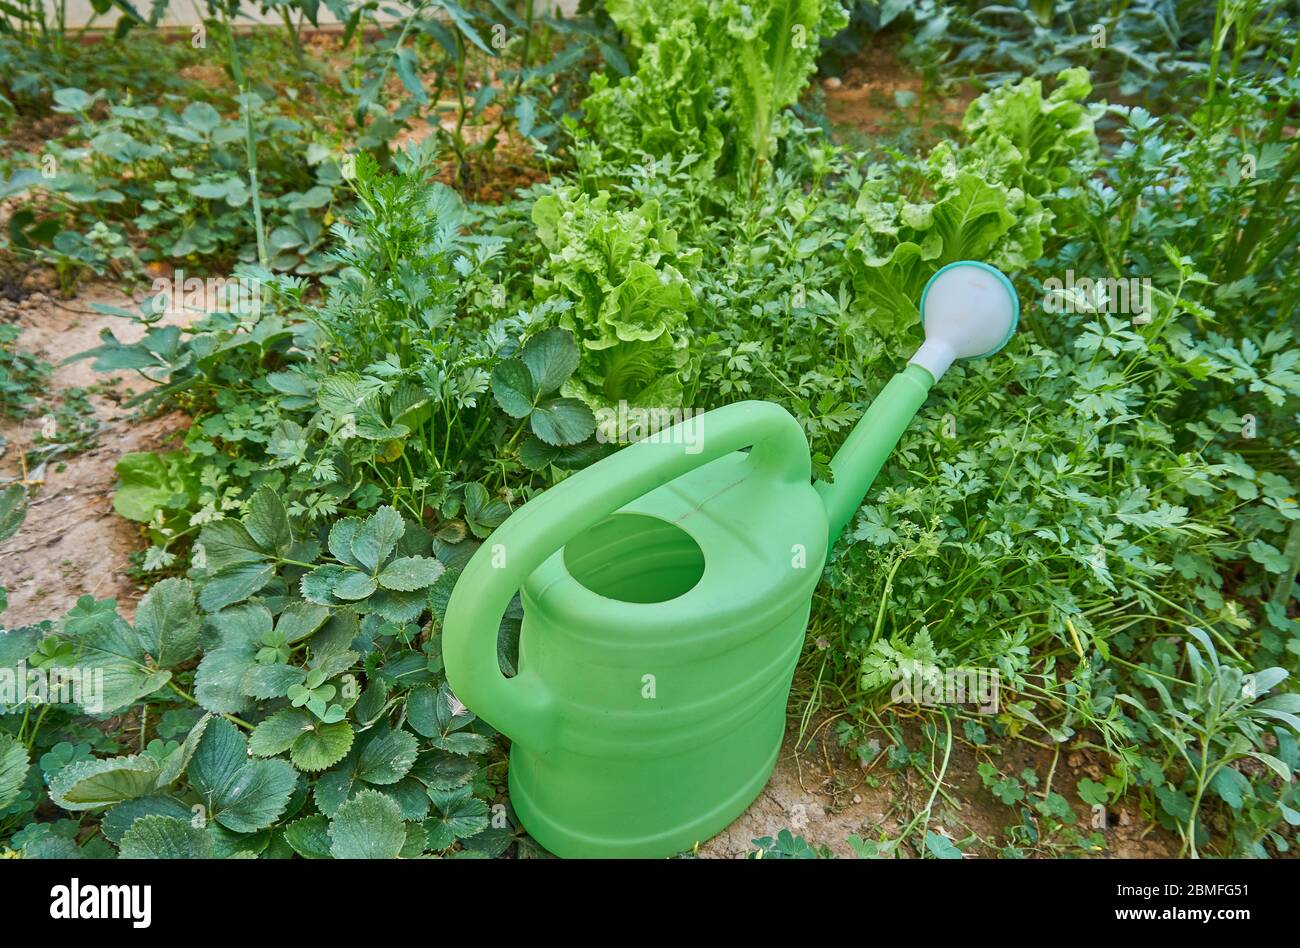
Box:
530;186;698;409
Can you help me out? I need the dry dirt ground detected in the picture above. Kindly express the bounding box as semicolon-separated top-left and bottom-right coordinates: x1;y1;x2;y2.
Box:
820;40;978;143
0;281;189;626
699;713;1177;859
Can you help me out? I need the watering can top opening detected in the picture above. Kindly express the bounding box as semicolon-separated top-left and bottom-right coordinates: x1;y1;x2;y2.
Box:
521;444;828;649
910;261;1020;381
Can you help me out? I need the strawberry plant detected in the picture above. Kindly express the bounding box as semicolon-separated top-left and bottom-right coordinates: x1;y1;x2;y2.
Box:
1;486;506;858
11;85;345;284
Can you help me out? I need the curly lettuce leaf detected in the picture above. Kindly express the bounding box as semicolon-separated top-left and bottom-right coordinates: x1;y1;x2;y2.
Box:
851;171;1021;333
582;18;726;179
962;66;1102;212
583;0;848;179
530;185;697;409
724;0;847;165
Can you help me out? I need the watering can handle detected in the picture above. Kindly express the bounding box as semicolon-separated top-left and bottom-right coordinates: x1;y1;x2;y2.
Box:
442;400;810;752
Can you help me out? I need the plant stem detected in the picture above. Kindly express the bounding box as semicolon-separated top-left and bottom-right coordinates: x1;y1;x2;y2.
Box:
1269;518;1300;613
280;8;307;68
480;0;537;156
898;711;953;856
222;10;269;267
169;681;254;730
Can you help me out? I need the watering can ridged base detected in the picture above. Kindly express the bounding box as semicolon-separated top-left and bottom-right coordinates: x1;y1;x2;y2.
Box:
508;659;791;857
510;730;784;858
444;262;1021;857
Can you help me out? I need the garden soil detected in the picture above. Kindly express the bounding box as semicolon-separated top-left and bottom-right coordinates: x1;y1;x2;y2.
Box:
0;281;189;627
699;715;1178;859
821;40;977;140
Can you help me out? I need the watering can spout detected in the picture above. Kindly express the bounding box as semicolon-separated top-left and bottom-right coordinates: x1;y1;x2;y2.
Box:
815;362;935;545
816;261;1020;548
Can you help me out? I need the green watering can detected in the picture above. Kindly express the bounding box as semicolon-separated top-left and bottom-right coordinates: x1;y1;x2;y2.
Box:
444;261;1019;857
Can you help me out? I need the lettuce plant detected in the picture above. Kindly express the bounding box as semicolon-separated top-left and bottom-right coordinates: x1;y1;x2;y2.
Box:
531;184;699;409
583;15;726;179
584;0;848;183
850;67;1099;334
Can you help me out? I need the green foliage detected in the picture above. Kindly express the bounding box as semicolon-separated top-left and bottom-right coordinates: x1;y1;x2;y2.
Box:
1119;628;1299;857
296;504;446;621
490;326;597;465
747;827;829;858
2;487;501;858
0;322;50;419
11;86;344;284
0;12;189;112
0;733;29;811
3;0;617;285
849;67;1098;333
582;12;726;179
584;0;848;182
0;484;25;545
879;0;1294;104
531;185;698;408
67;152;608;565
2;0;1298;863
31;578;198;715
112;451;202;564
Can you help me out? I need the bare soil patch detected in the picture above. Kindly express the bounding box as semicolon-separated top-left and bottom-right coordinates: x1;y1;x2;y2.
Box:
0;282;189;626
821;46;976;140
701;713;1177;858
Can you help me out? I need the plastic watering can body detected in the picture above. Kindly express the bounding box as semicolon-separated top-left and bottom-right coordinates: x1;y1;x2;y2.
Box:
443;262;1019;857
511;428;827;856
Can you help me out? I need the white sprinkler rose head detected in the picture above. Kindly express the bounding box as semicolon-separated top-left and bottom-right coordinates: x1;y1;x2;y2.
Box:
909;261;1019;381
